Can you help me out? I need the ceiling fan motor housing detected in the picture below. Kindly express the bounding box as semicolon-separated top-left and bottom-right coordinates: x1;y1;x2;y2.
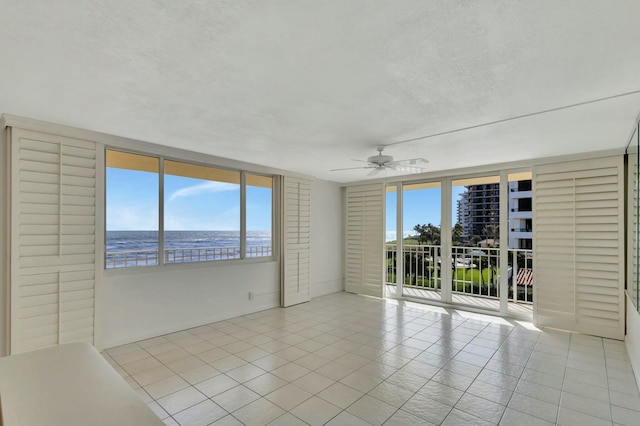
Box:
368;154;394;165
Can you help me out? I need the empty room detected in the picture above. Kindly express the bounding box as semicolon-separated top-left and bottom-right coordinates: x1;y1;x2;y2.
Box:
1;1;640;425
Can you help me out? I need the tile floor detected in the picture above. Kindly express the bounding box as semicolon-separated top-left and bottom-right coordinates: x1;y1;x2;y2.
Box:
102;292;640;426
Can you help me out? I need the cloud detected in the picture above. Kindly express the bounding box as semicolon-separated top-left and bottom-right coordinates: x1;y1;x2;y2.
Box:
107;204;159;231
168;181;238;202
165;206;241;231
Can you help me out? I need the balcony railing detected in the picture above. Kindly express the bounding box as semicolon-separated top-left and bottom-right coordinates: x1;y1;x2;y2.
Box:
106;249;159;269
106;245;272;269
386;244;533;303
387;244;442;291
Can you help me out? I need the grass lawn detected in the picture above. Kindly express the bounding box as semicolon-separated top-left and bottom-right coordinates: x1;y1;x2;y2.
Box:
454;267;499;284
390;267;500;294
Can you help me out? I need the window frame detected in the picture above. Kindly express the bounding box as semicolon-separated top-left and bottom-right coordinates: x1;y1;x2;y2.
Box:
105;148;278;271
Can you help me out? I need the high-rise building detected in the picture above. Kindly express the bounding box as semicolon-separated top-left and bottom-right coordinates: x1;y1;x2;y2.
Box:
457;183;500;241
456;180;533;249
508;179;533;249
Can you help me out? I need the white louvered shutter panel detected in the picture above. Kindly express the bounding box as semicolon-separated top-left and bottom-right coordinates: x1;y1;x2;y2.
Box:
10;129;97;354
534;157;624;340
345;183;384;298
281;177;311;307
628;153;639;310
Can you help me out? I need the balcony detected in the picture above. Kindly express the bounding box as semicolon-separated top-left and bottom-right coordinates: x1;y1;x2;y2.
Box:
386;244;533;314
509;189;533;198
509;208;532;219
510;231;533;240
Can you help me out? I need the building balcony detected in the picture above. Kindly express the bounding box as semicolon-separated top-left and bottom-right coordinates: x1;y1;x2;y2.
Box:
509;189;532;198
509;209;532;219
510;230;533;240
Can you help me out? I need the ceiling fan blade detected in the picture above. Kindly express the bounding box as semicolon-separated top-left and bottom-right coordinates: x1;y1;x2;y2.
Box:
393;166;428;173
392;158;429;167
367;167;384;176
330;166;375;172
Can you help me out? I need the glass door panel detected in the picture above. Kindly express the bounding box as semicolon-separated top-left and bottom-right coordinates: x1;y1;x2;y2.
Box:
507;172;534;316
402;182;442;301
452;176;500;311
385;185;399;297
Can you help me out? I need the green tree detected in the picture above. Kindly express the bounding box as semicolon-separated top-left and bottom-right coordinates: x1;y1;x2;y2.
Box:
483;224;499;244
426;223;440;245
452;222;465;246
413;224;428;245
413;223;440;245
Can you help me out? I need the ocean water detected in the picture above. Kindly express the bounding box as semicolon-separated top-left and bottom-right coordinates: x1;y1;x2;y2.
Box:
106;230;272;267
107;230;271;251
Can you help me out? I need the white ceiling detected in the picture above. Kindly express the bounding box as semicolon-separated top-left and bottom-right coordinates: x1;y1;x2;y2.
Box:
1;1;639;183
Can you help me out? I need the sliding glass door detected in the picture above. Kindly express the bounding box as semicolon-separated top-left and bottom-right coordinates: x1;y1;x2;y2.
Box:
385;171;533;318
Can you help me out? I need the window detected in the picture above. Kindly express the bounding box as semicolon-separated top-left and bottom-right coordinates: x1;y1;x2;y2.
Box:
105;150;275;268
246;174;274;258
105;151;159;268
164;160;241;263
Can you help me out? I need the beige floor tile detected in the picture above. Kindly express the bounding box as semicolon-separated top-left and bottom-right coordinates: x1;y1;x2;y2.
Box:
290;396;341;426
212;385;260;412
156;386;207;415
265;383;313;411
173;400;227;426
233;398;286;426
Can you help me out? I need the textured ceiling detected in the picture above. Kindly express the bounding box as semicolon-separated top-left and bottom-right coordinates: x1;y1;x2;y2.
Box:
1;1;639;182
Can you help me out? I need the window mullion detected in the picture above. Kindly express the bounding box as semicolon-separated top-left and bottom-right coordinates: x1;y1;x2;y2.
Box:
240;171;246;259
159;158;165;265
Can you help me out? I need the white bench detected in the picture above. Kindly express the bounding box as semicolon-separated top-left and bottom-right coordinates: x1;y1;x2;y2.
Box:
0;342;164;426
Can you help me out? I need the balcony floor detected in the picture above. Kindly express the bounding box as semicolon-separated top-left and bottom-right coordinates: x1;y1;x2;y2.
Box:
386;285;533;317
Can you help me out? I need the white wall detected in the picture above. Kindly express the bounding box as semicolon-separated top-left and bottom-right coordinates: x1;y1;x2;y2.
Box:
310;180;344;297
626;293;640;390
103;261;280;348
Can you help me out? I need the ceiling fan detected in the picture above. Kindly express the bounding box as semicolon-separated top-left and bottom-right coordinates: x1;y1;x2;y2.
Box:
331;146;429;176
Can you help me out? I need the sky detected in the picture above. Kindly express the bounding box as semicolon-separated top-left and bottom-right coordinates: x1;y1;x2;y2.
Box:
386;185;467;241
107;167;465;237
106;168;272;231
